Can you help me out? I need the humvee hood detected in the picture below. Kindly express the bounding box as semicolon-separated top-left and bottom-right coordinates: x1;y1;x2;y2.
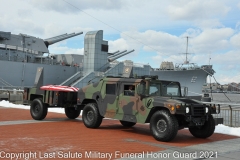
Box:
175;98;201;104
151;97;201;106
152;97;182;104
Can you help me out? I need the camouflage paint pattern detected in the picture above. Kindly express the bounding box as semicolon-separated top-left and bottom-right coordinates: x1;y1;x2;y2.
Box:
79;77;174;123
78;77;219;124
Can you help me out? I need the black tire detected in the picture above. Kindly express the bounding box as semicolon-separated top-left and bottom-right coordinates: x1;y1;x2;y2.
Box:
120;120;136;127
189;115;215;138
82;103;103;128
150;110;178;142
65;107;80;119
30;98;48;120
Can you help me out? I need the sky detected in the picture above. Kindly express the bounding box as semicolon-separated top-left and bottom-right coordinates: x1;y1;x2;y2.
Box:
0;100;239;136
0;0;240;84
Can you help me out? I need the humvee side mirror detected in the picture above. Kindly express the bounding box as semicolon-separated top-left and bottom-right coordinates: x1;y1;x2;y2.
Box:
183;87;188;97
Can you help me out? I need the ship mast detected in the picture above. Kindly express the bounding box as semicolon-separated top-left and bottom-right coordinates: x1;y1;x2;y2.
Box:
184;36;190;64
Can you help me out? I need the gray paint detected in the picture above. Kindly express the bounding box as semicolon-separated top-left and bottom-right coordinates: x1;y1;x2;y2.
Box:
0;60;78;88
83;30;109;74
34;67;43;88
0;33;48;53
150;69;209;97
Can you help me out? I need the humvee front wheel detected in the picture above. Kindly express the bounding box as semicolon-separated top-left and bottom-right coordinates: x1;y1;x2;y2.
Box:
120;120;136;127
65;107;80;119
189;115;215;138
150;110;178;142
82;103;102;128
30;98;48;120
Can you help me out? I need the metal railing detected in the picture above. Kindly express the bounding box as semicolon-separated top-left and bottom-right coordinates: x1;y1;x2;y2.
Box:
212;103;240;127
0;89;24;104
59;71;82;86
0;43;38;54
0;86;33;90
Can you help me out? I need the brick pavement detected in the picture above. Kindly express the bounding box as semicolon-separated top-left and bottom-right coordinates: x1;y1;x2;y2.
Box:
0;106;239;160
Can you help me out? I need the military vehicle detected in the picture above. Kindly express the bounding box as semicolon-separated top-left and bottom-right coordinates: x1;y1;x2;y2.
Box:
24;74;222;142
78;76;222;141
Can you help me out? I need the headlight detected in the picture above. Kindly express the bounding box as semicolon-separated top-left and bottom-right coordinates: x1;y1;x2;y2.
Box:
205;107;209;113
167;104;175;111
186;107;189;113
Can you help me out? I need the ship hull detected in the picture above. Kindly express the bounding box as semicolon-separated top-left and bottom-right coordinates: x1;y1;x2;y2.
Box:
0;60;78;88
150;69;208;100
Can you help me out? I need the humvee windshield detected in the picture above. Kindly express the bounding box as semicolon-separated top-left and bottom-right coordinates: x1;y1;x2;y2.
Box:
161;81;181;97
138;81;181;97
149;83;161;96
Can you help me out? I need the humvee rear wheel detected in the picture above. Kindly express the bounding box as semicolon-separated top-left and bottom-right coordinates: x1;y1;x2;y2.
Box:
30;98;48;120
65;107;80;119
150;110;178;142
120;120;136;127
189;115;215;138
82;103;102;128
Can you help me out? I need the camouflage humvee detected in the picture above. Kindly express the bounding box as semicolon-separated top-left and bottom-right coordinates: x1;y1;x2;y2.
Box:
78;76;222;142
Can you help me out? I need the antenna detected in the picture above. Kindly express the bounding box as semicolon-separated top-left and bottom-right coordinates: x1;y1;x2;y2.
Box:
186;36;188;63
184;36;191;64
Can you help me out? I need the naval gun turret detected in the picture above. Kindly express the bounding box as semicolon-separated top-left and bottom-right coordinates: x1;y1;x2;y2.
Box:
0;31;83;65
108;50;127;59
44;32;83;47
108;49;135;62
0;31;83;55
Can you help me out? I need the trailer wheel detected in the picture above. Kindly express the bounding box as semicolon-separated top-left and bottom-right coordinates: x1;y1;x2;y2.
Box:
120;120;136;127
82;103;102;128
30;98;48;120
189;115;215;138
150;110;178;142
65;107;80;119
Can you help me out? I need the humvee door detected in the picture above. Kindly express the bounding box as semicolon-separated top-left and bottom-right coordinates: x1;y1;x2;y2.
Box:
116;83;139;121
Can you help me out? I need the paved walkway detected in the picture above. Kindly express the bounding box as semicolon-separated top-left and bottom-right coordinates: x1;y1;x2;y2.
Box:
118;138;240;159
0;106;239;160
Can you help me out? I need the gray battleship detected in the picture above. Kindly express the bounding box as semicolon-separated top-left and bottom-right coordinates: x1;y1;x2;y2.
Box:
150;37;215;100
0;30;213;100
